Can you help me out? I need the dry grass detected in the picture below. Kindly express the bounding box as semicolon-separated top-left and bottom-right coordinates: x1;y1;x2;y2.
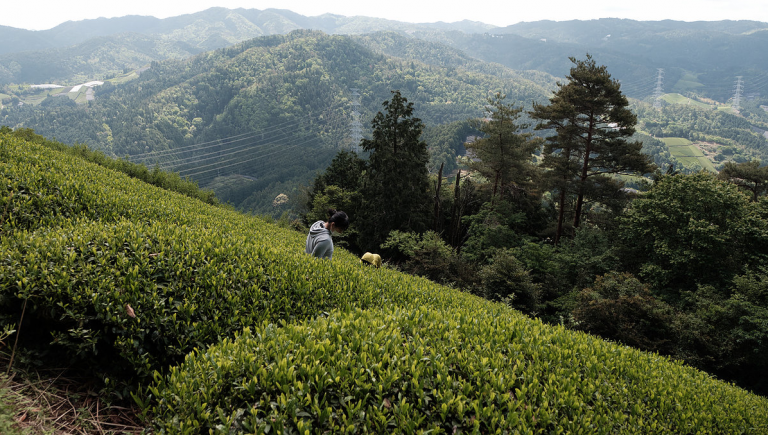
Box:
1;362;145;435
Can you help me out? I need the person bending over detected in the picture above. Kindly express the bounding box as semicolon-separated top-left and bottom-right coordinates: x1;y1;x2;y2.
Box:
305;208;349;260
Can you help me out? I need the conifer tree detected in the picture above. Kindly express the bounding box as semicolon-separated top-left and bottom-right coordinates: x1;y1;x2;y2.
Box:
717;160;768;202
358;90;431;251
530;55;655;244
465;93;542;205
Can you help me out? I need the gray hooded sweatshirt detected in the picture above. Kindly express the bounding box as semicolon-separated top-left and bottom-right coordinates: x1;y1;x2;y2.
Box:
305;220;334;259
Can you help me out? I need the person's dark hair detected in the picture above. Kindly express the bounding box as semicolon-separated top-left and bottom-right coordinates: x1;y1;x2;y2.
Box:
327;208;349;230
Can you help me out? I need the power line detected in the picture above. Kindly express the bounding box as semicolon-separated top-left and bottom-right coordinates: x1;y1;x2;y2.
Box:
616;75;658;99
181;134;324;182
349;88;363;153
157;122;301;171
176;131;319;177
125;117;306;163
126;131;258;161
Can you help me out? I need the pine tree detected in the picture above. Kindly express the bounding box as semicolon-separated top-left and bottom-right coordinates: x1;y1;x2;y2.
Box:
530;55;655;244
717;160;768;202
358;90;432;251
465;93;542;205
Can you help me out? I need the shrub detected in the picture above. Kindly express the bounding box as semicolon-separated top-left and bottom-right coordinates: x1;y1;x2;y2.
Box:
572;272;676;354
145;305;768;434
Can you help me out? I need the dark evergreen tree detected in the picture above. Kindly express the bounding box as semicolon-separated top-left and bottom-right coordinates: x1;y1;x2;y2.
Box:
717;160;768;202
465;92;542;205
305;149;367;217
530;55;656;244
358;90;431;252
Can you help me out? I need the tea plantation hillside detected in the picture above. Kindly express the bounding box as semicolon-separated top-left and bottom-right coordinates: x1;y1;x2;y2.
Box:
2;132;768;433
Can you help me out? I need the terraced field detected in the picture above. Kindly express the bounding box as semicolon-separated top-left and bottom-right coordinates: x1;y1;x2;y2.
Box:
662;137;717;172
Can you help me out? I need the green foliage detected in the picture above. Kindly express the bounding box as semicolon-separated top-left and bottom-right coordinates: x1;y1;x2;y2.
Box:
147;304;768;434
617;172;768;298
460;201;529;264
572;272;676;353
465;93;542;203
718;160;768;201
678;271;768;392
380;230;466;285
304;150;366;223
478;249;541;313
3;128;217;205
421;120;479;174
358;91;432;251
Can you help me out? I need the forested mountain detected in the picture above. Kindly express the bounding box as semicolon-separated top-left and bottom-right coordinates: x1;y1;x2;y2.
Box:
0;33;202;85
497;19;768;102
0;7;494;85
3;11;768;211
2;9;766;104
0;30;553;214
411;19;768;102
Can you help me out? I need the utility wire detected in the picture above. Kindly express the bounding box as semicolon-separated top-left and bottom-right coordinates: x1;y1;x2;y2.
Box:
158;123;301;170
181;136;322;182
125;117;306;162
177;133;324;179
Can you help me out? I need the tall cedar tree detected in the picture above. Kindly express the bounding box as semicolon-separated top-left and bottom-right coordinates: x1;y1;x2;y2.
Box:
530;55;655;244
359;91;431;251
466;93;542;205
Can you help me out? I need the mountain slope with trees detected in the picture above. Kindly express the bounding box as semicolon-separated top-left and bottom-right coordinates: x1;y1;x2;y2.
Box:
0;8;495;85
411;19;768;103
1;30;554;215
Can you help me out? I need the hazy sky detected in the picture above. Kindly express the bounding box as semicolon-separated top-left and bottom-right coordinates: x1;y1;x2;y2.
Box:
3;0;767;31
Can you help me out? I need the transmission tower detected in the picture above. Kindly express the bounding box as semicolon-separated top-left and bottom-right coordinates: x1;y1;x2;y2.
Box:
652;68;665;109
733;76;744;113
349;88;363;153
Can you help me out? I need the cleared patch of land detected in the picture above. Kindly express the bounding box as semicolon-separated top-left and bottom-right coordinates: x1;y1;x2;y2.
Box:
671;73;705;94
661;93;713;109
108;70;142;85
662;137;717;172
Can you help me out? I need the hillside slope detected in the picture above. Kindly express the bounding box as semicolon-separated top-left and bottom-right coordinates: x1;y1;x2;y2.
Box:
1;121;767;433
1;30;553;214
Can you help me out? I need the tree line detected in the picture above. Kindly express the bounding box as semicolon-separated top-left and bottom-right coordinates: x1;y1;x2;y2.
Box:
304;57;768;396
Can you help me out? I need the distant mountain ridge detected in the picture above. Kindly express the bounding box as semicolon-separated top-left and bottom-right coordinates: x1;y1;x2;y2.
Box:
494;18;768;42
0;7;496;56
2;9;766;105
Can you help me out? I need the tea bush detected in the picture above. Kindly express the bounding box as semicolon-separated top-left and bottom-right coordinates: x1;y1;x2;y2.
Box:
0;214;441;379
146;305;768;434
0;133;471;380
